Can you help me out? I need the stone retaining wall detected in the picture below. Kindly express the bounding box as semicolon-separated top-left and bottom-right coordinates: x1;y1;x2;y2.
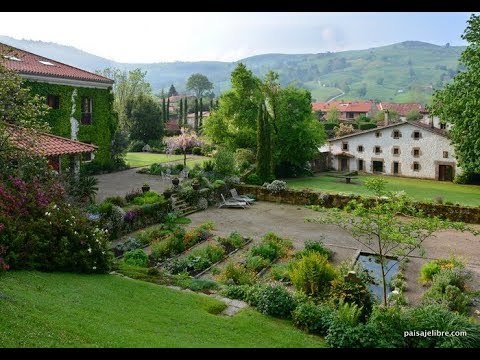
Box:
236;185;480;224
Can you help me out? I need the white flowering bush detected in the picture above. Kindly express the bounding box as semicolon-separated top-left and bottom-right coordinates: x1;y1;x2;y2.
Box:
3;202;113;273
266;180;288;194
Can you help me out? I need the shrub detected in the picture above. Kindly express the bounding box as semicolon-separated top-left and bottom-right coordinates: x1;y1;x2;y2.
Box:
216;232;245;252
250;243;277;262
128;140;145;152
125;188;143;203
266;180;287;193
192;146;202;155
198;221;215;231
104;196;127;207
292;302;336;336
205;302;228;315
419;257;464;285
173;274;219;293
214;147;237;176
256;284;297;319
289;252;337;298
202;160;215;172
132;191;164;206
329;274;374;320
235;148;256;171
363;305;410;348
113;237;142;256
245;255;270;273
251;232;292;261
218;261;256;285
222;284;249;300
270;262;293;282
123;249;149;267
245;173;262;185
422;268;472;314
296;239;333;260
406;304;480;348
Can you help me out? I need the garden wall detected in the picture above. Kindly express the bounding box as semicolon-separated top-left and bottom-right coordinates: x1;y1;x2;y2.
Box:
236;185;480;224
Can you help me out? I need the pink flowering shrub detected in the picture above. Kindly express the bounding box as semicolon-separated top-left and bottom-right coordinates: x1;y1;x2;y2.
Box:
0;174;112;273
165;127;203;166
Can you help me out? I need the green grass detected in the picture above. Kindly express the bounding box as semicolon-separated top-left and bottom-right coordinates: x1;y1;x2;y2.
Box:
0;271;325;348
125;152;184;167
125;152;211;168
287;174;480;207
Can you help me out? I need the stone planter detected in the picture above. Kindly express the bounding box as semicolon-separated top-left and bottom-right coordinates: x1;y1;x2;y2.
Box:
141;185;150;193
172;177;180;186
192;182;200;191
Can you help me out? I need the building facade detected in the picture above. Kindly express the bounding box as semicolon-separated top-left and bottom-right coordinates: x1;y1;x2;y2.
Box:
1;43;115;168
327;121;459;181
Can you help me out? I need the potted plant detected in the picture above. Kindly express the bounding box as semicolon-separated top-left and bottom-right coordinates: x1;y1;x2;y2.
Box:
192;179;200;191
163;186;174;199
141;183;150;193
171;177;180;187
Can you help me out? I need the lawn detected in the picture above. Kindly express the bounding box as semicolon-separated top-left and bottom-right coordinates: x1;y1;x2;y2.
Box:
0;271;325;348
125;152;184;167
125;152;211;168
287;174;480;207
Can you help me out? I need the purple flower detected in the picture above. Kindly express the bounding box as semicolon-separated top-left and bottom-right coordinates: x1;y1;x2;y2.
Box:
124;211;136;222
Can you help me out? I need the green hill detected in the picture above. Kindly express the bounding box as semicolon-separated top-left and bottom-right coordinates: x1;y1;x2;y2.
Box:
0;36;464;102
0;271;325;348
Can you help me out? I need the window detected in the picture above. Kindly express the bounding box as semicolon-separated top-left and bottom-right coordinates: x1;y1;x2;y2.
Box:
47;95;60;109
393;147;400;155
3;55;21;61
413;131;421;139
357;145;364;152
342;142;349;151
375;131;381;138
81;97;92;125
413;162;420;171
38;60;54;66
413;148;420;157
440;123;447;130
358;159;364;171
443;151;449;159
374;146;381;154
393;130;400;139
346;112;355;119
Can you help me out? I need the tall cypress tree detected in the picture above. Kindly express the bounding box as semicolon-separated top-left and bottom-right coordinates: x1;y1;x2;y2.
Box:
178;98;183;125
162;97;166;122
256;102;271;183
199;97;203;128
183;97;188;125
194;98;199;132
166;97;170;122
209;98;214;111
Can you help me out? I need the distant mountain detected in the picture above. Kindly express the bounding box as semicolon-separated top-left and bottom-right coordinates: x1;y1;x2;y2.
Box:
0;36;465;103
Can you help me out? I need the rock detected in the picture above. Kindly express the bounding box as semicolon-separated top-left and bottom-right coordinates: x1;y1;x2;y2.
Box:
142;144;152;152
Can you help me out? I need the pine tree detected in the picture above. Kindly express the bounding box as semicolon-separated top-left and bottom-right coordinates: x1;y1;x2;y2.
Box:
178;98;183;125
194;98;199;132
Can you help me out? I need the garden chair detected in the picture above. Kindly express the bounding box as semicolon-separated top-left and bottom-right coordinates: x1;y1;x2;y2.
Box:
229;188;255;205
218;194;247;209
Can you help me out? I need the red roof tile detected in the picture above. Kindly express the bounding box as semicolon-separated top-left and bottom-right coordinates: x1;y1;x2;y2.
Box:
0;43;113;84
379;102;427;116
3;123;97;156
312;101;374;113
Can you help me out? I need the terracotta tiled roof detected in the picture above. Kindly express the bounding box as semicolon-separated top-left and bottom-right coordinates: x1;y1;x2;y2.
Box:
0;43;113;84
312;101;374;113
3;123;97;156
378;102;427;116
329;120;448;141
165;121;180;131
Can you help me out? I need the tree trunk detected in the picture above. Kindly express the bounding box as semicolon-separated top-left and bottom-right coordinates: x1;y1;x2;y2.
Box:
183;150;187;167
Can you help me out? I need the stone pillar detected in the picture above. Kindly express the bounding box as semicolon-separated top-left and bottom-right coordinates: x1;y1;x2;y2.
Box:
69;154;80;179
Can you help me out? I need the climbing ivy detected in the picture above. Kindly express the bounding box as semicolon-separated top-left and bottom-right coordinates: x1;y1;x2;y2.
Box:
25;81;116;167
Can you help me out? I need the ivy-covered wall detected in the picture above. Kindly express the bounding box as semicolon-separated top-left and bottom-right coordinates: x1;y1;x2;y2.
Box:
25;81;116;166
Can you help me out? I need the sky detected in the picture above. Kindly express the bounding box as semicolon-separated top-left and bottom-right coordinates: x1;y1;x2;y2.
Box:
0;12;475;63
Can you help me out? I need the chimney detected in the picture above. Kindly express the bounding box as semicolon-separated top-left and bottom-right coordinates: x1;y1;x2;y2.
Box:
384;110;389;126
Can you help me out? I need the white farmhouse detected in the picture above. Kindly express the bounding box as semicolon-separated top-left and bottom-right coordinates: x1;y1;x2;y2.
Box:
326;119;459;181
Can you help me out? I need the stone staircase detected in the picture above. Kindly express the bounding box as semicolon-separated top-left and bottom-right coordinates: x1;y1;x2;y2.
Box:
171;194;197;217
